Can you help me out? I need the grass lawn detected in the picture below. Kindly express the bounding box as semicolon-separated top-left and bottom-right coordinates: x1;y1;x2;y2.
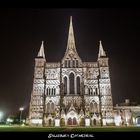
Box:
72;127;140;132
0;125;65;132
0;125;140;132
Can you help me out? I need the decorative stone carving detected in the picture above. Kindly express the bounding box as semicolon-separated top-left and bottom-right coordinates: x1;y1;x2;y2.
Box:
29;17;114;126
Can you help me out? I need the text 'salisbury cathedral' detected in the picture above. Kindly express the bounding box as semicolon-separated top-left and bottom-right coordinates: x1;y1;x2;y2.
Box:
29;17;140;127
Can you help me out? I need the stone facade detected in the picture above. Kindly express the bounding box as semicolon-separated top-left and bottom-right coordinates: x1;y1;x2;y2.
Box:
29;17;114;126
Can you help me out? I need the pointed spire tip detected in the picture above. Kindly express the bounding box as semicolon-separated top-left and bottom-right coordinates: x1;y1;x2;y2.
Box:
98;40;106;58
37;41;45;59
66;15;76;50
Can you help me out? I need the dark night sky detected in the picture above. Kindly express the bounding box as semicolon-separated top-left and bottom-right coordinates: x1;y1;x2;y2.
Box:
0;8;140;117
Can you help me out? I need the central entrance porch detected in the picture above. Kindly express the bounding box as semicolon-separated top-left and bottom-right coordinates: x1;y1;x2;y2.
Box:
67;117;77;125
66;110;78;126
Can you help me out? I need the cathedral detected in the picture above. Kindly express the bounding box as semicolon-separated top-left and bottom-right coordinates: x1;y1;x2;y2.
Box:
28;17;114;127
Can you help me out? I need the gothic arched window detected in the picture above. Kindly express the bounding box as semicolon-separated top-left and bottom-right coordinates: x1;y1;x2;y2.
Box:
69;73;74;94
51;102;55;113
77;76;80;94
90;101;98;113
70;60;72;67
88;88;90;95
90;88;93;95
76;60;78;67
68;60;70;67
64;77;67;95
47;103;50;113
93;102;98;113
93;88;95;95
90;102;94;112
65;60;67;67
54;88;56;95
48;88;51;96
47;88;49;96
52;88;54;96
73;60;75;67
95;88;98;95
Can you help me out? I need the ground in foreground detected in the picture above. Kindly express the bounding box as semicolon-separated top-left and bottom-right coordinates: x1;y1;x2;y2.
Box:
0;125;140;132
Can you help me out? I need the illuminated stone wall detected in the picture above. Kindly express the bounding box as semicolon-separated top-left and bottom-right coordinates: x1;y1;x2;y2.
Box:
29;17;114;127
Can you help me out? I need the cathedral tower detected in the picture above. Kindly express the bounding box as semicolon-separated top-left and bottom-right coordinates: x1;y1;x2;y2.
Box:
29;41;46;125
98;40;114;125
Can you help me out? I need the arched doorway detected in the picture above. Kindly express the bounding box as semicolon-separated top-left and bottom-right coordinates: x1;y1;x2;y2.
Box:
80;118;85;126
60;118;65;126
73;117;77;125
68;118;72;125
67;110;78;126
67;117;77;125
49;119;51;126
93;119;96;125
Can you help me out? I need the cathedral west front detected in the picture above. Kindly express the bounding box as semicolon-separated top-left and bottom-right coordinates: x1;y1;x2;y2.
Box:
28;17;115;127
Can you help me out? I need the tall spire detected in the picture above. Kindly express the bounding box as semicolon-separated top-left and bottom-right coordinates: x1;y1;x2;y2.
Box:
37;41;45;58
62;16;82;63
66;16;76;51
98;40;106;58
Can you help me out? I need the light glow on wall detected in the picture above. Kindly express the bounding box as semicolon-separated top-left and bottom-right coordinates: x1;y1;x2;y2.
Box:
0;112;3;122
55;119;60;127
114;115;122;126
106;118;114;124
85;118;90;126
31;119;42;124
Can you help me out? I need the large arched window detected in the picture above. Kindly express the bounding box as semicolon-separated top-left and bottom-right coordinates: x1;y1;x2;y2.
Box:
69;73;74;94
64;77;67;95
90;102;94;112
93;102;98;113
51;102;55;113
47;103;50;113
47;102;55;113
77;76;80;94
90;101;98;113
